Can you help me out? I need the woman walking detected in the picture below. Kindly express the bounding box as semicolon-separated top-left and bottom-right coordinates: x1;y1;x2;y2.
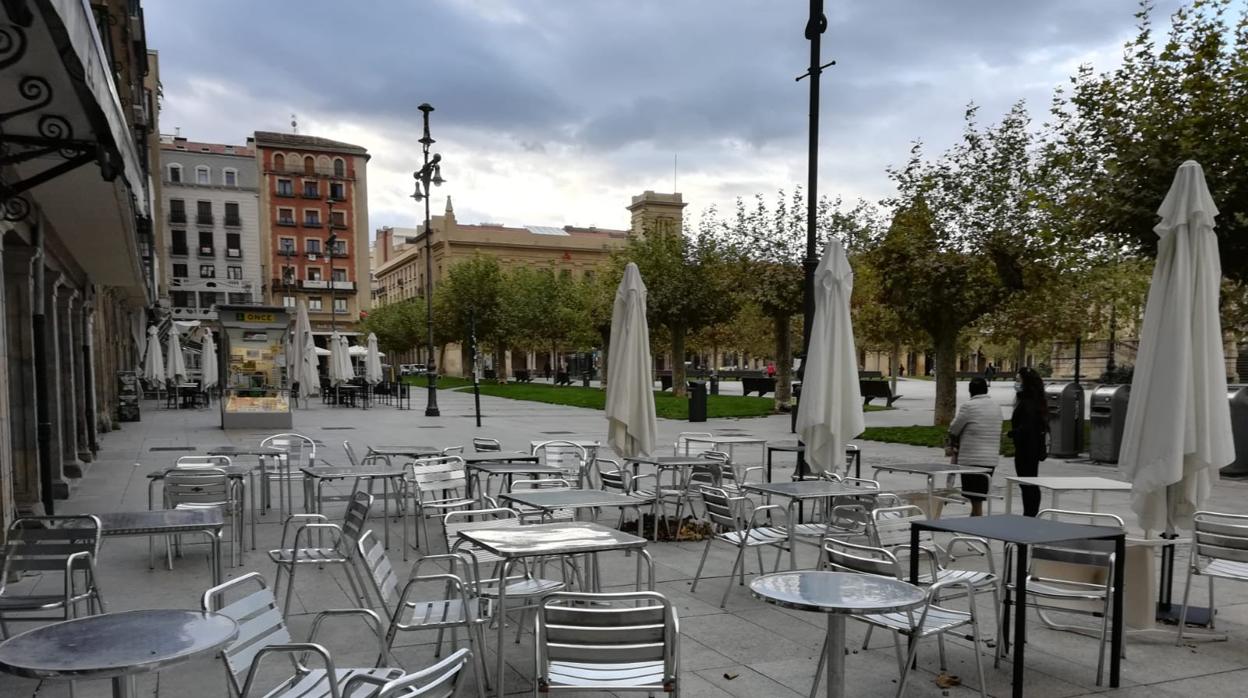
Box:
948;377;1001;516
1009;367;1049;516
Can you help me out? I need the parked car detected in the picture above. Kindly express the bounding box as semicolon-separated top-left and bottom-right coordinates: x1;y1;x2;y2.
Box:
399;363;426;376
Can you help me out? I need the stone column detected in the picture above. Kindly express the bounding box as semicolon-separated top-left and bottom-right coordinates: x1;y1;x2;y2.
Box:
56;284;84;480
42;273;69;498
82;299;99;455
67;293;90;463
0;242;15;537
4;244;42;515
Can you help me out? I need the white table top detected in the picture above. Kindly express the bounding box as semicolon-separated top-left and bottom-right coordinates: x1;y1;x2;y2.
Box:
750;571;925;615
1004;476;1131;491
685;436;766;445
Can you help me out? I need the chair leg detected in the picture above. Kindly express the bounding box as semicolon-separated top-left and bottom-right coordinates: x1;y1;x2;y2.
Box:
721;545;746;609
810;633;827;698
1176;569;1196;644
690;538;713;593
472;623;492;693
1208;576;1216;630
967;594;987;698
282;564;298;617
1095;592;1111;686
895;631;923;698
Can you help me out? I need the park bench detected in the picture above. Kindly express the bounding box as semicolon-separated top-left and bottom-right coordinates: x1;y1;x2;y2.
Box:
859;370;884;379
513;369;532;383
860;379;902;407
741;375;777;397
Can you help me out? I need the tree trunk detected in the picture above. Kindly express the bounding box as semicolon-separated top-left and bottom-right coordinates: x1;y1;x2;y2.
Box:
774;314;793;411
598;328;610;390
1016;337;1028;372
671;324;687;397
889;340;901;394
933;330;959;426
495;343;508;383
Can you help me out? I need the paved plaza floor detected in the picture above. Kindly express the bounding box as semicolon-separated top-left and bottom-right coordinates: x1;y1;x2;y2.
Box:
3;387;1247;697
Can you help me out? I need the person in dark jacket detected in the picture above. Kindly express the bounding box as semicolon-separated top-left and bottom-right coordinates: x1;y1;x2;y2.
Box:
1009;367;1049;516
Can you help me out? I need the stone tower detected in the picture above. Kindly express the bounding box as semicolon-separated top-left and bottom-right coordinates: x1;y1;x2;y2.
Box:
627;191;685;236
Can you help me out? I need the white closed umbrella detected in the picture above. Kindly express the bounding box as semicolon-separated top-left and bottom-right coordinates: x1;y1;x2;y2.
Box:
142;326;163;387
365;333;383;385
605;263;657;458
328;331;348;386
313;345;331;357
201;330;219;390
1120;160;1235;533
795;239;865;475
294;301;317;399
165;325;187;387
340;334;355;381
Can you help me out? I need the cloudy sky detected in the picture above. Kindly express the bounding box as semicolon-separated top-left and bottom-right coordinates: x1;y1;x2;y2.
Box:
145;0;1176;236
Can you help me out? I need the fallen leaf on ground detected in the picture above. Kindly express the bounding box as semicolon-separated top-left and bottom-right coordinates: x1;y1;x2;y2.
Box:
935;673;961;688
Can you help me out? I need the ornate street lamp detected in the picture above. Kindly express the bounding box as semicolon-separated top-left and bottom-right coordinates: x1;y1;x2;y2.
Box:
412;103;445;417
326;199;339;336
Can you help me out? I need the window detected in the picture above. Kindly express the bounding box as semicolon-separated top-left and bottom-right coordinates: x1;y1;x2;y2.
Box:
170;229;187;255
199;292;219;309
226;265;242;280
333;158;345;177
225;232;241;257
329;182;345;200
168;164;182;183
278;237;296;254
199;264;215;279
198;231;214;255
276;179;293;197
333;298;347;313
282;296;296;308
224;202;241;227
280;266;296;284
305;238;322;255
308;297;323;311
273;153;285;171
171;263;187;278
169;198;186;223
331;268;347;282
330;209;347;228
304;209;321;227
196;200;212;225
303;156;315;175
172;291;193;308
195;166;210;185
223;169;237;187
330;238;347;256
228;293;249;304
277;207;295;225
307;267;322;281
302;180;318;198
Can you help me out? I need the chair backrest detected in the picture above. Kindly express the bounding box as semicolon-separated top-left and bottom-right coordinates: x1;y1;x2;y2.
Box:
822;537;903;579
868;505;930;549
163;468;231;508
441;445;465;456
845;444;861;475
357;529;400;614
702;450;739;485
408;457;470;499
595;458;628;494
675;432;713;457
176;455;232;469
262;433;317;467
1032;509;1123;569
367;648;473;698
532;440;588;484
1193;511;1248;565
201;572;292;695
0;516;102;595
341;491;374;550
510;478;573;492
443;507;520;566
699;486;743;530
536;591;678;693
473;437;502;452
344;440;360;466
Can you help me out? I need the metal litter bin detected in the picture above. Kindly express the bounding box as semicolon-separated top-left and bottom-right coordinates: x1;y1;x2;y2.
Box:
1221;385;1248;476
1045;381;1084;458
688;381;707;422
1089;384;1130;463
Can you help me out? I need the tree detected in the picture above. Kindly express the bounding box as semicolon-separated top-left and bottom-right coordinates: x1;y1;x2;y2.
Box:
359;300;425;358
1048;0;1248;283
614;222;736;397
433;255;506;376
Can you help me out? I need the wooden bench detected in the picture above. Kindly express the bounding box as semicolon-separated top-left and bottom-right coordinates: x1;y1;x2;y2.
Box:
859;370;884;380
513;369;532;383
741;376;777;397
860;379;902;407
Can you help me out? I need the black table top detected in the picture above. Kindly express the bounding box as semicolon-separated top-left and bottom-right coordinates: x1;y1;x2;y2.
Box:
914;514;1124;545
97;509;224;535
459;451;539;464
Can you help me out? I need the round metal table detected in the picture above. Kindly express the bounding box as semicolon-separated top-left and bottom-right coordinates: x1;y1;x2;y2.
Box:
750;571;924;698
0;609;238;697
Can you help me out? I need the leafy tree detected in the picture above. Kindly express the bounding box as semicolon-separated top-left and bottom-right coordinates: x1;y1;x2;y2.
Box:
433;255;506;376
359;299;425;358
503;266;595;378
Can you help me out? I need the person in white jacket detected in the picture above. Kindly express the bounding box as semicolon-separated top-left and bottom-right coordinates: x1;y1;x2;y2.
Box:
948;377;1002;516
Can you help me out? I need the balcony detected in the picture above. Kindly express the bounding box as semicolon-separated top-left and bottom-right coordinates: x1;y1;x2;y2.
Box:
170;246;189;257
331;220;348;230
196;214;214;225
301;280;355;291
277;248;297;258
169;211;187;224
275;186;295;198
277;218;296;227
305;250;322;260
268;162;354;179
303;220;322;228
301;189;320;199
198;245;215;257
224;216;242;228
226;248;242;259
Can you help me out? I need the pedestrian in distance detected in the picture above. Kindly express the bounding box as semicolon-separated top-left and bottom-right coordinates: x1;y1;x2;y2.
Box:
1009;367;1050;516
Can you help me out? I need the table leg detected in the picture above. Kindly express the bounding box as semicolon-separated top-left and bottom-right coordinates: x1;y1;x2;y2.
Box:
927;476;936;519
767;449;773;483
1012;542;1028;698
209;528;222;586
639;549;656;590
1005;481;1014;515
788;500;798;570
249;469;257;550
1111;535;1124;688
382;476;390;549
111;674;137;698
825;614;847;698
494;558;514;698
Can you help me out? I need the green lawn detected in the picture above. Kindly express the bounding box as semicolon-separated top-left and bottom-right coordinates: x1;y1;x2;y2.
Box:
464;382;778;419
401;374;475;389
860;421;1092;458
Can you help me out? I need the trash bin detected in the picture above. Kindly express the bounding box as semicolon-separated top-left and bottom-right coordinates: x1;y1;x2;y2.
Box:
1221;385;1248;476
688;381;707;422
1045;381;1084;458
581;372;591;388
709;375;719;396
1089;384;1131;464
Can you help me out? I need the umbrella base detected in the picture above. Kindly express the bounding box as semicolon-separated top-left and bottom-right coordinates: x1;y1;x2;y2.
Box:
1156;603;1214;628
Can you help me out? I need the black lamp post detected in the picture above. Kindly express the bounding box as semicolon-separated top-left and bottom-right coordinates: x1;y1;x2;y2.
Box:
412;103;445;417
326;199;338;336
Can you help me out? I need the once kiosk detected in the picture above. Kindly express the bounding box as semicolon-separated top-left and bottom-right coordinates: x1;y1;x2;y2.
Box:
216;305;292;430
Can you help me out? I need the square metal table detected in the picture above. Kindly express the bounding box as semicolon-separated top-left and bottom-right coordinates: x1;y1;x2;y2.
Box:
766;441;863;481
500;488;646;523
681;435;767;478
459;451;539;464
367;445;443;464
1003;476;1132;515
744;480;883;568
454;521;653;698
300;465;406;548
146;464;253;556
871;462;992;517
206;445;284;546
910;514;1125;697
465;461;561;497
96;509;226;585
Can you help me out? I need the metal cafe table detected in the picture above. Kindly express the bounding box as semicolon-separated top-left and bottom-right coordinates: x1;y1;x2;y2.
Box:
454;521;654;698
500;488;648;523
465;460;560;497
751;571;925;698
0;609;238;698
910;514;1126;697
871;461;992;517
146;463;253;556
367;444;442;465
96;509;226;585
1003;476;1132;515
744;480;882;568
679;435;768;478
300;464;406;548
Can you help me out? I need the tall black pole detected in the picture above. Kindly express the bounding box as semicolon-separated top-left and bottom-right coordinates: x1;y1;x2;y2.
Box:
470;309;482;427
417;103;440;417
800;0;827;360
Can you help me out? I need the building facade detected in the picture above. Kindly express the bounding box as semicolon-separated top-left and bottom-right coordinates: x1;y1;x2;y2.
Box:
158;137;261;319
251;132;370;335
1;0;158;533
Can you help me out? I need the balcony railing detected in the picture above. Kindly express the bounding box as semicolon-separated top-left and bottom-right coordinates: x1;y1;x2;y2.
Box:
277;218;296;227
224;216;242;227
301;279;356;291
198;245;215;257
303;220;322;228
278;248;297;257
301;189;320;199
226;248;242;259
268;162;353;178
196;214;214;225
305;250;321;259
169;211;187;223
170;246;189;256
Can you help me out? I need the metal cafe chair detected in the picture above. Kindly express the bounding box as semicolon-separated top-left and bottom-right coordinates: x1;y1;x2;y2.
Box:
818;537;988;698
268;491;373;616
690;486;791;608
508;478;576;524
472;437;502;452
162;466;241;568
202;571;403;698
534;591;680;695
1177;510;1248;644
337;648;480;698
0;515;106;639
404;456;479;555
355;531;491;692
260;432;317;519
532;440;590;488
596;457;656;534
